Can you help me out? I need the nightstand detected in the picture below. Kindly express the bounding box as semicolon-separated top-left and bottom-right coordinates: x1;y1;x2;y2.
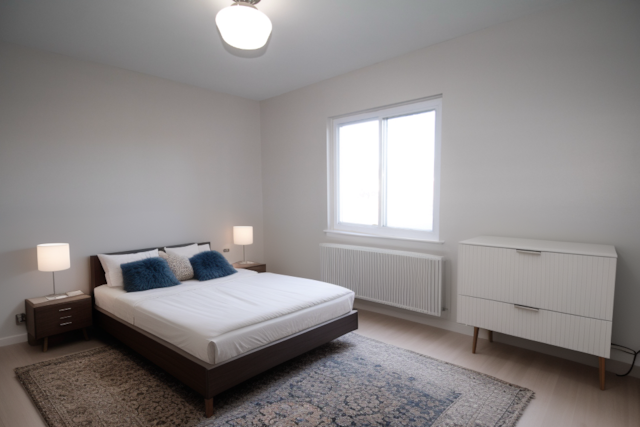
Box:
233;262;266;273
25;294;92;352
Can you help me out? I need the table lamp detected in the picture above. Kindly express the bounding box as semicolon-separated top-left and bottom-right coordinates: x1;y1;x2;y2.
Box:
233;226;254;264
37;243;70;300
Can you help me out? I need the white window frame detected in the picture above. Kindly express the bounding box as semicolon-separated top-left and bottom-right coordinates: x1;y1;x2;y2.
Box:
326;96;442;243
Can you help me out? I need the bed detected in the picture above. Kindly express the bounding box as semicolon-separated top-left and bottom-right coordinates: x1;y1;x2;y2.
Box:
90;242;358;417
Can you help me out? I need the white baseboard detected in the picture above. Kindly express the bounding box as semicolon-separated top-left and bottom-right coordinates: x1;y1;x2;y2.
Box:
354;298;640;379
0;333;28;347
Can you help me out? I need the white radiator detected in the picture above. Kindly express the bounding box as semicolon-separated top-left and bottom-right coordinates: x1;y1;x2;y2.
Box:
320;243;444;316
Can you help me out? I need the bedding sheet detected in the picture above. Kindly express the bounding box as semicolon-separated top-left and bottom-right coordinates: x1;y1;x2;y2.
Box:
94;269;354;364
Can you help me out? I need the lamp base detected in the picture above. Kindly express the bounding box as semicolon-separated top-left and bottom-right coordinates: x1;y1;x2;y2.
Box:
237;261;256;265
45;293;68;301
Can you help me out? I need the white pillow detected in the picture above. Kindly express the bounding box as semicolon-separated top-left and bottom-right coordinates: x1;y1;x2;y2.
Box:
198;243;211;252
97;249;159;287
165;244;200;258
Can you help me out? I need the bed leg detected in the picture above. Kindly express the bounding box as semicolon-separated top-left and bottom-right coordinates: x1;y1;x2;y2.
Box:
205;397;214;418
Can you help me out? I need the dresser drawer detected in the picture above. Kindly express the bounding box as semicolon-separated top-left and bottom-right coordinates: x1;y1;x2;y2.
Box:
458;244;616;320
34;299;92;339
458;295;612;358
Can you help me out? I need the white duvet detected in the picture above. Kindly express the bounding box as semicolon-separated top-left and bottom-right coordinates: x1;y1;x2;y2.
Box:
94;269;354;364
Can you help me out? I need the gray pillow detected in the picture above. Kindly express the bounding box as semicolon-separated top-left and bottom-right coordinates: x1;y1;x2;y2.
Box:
158;250;194;281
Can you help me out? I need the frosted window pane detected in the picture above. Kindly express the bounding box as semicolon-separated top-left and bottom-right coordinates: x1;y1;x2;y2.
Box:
338;121;379;225
386;111;435;231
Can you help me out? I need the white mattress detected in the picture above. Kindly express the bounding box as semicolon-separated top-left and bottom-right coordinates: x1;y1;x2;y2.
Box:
94;269;354;364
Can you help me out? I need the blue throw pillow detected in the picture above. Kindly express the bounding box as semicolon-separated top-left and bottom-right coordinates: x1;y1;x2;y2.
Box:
121;257;180;292
190;251;237;281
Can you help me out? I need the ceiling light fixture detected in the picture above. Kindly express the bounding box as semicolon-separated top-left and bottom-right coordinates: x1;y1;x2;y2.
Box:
216;0;272;50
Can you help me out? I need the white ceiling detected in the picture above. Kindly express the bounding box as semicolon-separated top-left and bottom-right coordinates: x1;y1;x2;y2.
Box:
0;0;570;101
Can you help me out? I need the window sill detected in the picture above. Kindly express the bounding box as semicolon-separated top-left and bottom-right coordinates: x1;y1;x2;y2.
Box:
323;229;444;244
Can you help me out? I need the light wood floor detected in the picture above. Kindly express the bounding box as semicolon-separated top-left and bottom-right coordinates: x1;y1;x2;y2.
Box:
1;310;638;426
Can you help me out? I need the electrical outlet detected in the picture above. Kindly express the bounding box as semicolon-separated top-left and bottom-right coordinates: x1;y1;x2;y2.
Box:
15;313;26;325
223;248;230;253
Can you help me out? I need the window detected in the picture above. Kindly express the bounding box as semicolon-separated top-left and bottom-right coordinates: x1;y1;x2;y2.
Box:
327;97;442;242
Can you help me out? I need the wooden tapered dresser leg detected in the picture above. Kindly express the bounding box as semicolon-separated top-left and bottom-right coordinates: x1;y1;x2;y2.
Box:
488;330;493;343
42;337;48;353
599;357;606;390
82;328;89;341
472;327;479;354
205;397;214;418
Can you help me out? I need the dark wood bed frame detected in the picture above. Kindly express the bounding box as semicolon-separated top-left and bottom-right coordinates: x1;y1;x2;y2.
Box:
90;242;358;418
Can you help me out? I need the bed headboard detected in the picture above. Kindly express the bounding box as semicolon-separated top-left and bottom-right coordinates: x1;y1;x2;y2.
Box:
90;242;211;291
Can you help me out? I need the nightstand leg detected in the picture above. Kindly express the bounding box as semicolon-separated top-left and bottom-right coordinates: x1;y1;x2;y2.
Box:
472;327;479;354
488;330;493;343
599;357;606;390
42;337;48;353
83;328;89;341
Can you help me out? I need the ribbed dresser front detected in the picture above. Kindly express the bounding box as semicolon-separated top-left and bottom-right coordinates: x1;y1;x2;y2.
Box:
457;236;617;389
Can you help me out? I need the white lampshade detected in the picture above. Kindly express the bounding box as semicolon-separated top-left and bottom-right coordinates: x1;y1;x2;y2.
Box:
37;243;70;272
233;226;254;245
216;2;272;50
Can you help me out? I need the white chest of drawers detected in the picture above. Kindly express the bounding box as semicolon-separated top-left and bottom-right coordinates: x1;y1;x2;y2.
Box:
457;236;617;389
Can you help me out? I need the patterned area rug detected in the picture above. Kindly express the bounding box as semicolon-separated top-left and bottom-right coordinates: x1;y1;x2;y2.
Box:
16;333;533;426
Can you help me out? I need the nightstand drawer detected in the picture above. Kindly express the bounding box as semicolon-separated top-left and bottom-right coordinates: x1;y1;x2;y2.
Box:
233;262;266;273
36;316;92;338
36;297;90;316
34;298;92;339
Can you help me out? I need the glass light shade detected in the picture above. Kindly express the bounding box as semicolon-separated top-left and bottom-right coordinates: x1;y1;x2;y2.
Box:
233;226;254;245
216;3;272;50
37;243;70;272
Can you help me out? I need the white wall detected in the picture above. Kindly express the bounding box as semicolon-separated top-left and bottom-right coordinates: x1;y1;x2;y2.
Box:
260;0;640;370
0;43;264;344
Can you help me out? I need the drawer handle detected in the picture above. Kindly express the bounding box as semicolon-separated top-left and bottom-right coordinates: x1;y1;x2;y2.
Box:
514;304;539;312
60;322;73;326
60;316;72;319
516;249;541;255
59;308;72;312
